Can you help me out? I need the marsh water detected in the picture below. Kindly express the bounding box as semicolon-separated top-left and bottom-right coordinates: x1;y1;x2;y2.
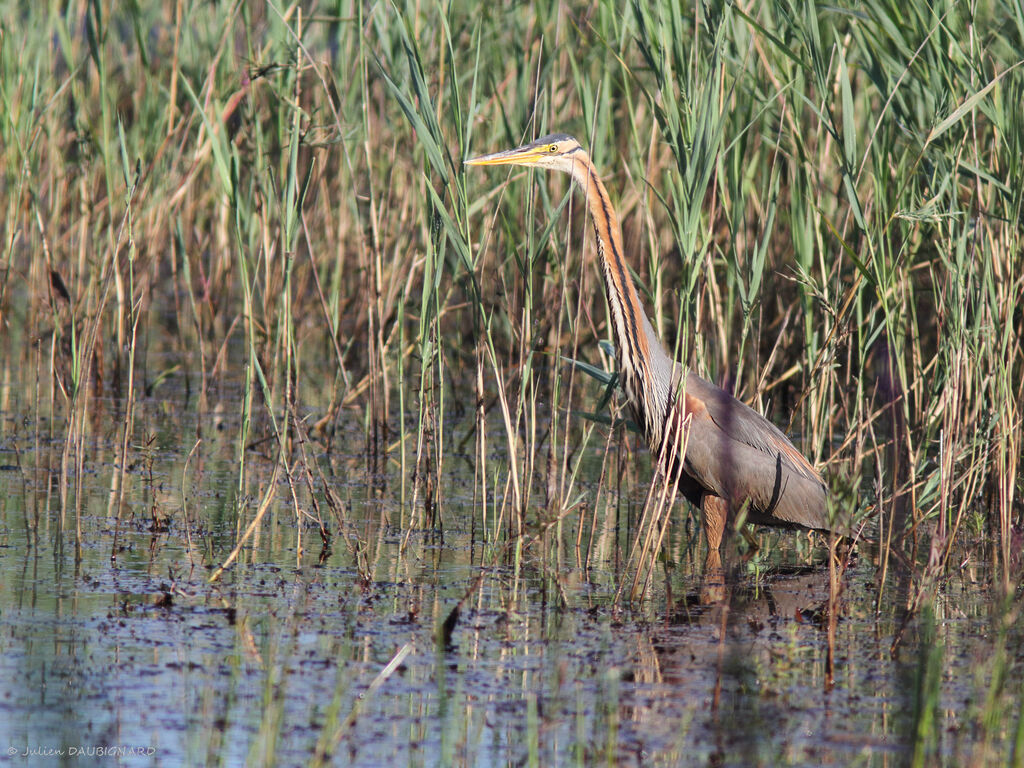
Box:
0;374;1017;767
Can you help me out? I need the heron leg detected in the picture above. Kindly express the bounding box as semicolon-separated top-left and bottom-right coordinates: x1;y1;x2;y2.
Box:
700;547;725;604
701;494;728;552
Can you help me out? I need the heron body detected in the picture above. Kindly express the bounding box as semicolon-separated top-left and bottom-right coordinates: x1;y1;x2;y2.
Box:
466;134;834;551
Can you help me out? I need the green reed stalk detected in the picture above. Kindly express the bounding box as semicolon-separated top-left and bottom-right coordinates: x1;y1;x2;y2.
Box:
111;122;141;562
909;606;943;768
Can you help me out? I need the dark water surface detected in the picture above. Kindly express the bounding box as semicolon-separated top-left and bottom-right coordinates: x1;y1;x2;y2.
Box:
0;383;1018;767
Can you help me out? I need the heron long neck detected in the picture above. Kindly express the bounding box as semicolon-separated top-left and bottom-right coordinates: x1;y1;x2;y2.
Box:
569;156;674;444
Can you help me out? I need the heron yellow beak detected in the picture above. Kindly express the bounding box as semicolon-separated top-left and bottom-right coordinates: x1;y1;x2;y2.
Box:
464;144;546;167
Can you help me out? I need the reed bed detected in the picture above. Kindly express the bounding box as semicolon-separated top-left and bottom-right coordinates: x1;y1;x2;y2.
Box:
0;0;1020;620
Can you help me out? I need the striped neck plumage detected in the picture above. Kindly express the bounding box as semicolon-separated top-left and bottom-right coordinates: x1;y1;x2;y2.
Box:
566;153;668;439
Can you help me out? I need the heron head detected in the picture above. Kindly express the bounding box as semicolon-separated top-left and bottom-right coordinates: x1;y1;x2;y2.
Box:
465;133;585;174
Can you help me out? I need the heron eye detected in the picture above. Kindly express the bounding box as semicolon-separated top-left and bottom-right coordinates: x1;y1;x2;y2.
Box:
549;144;558;153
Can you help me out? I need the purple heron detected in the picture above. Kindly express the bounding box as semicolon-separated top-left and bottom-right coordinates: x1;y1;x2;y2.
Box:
466;134;839;552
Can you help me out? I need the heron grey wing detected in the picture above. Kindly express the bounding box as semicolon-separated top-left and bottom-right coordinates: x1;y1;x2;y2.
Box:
681;371;824;485
674;370;831;530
